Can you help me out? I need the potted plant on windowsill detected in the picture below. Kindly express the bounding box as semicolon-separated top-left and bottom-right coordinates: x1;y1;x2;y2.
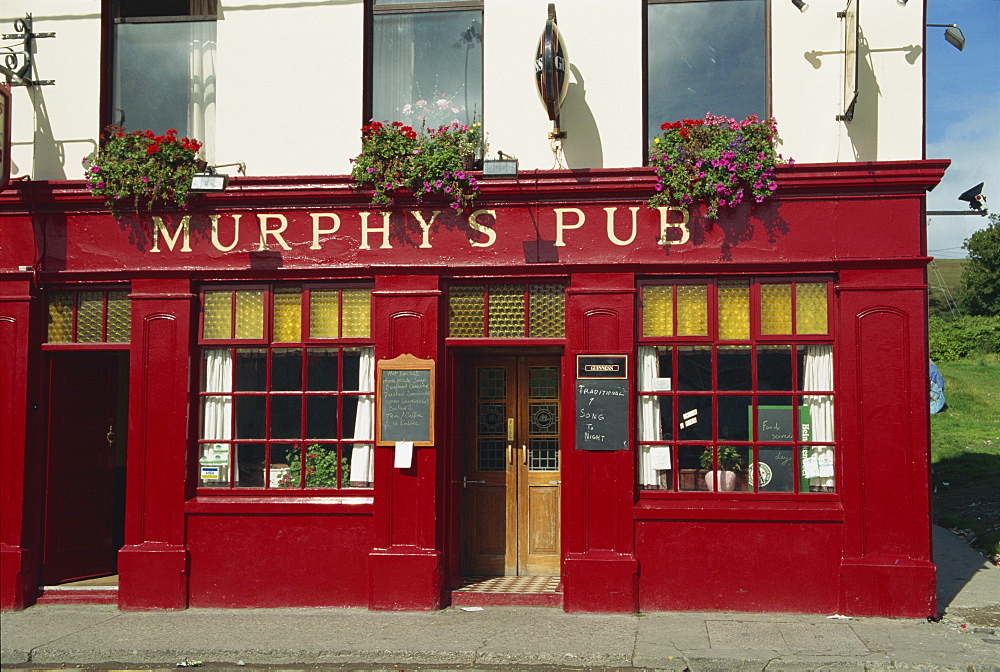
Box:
648;113;792;220
350;120;485;211
83;126;205;215
700;445;747;492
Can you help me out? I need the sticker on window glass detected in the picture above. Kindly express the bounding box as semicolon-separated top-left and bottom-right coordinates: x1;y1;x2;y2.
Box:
200;466;221;481
649;445;672;469
652;377;672;391
680;408;698;428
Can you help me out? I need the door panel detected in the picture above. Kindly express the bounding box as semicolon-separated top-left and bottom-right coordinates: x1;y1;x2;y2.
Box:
463;356;560;577
42;352;124;585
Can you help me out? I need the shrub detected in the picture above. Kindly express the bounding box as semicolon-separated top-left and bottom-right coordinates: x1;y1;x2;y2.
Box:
928;314;1000;362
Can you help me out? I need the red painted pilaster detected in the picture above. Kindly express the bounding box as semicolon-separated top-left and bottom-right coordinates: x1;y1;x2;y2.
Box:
562;272;639;613
368;274;443;610
836;270;936;618
0;277;41;611
117;278;194;610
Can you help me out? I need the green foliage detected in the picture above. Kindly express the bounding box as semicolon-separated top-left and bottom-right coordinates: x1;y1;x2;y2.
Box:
700;445;747;471
958;213;1000;316
280;444;348;488
648;114;788;219
350;120;485;211
83;127;204;213
928;314;1000;362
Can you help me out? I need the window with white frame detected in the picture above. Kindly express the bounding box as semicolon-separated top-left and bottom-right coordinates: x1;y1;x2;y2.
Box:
197;285;375;491
111;0;217;160
369;0;483;127
646;0;767;143
637;279;836;494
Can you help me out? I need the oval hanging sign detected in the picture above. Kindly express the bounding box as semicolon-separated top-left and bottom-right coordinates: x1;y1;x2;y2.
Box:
534;4;569;122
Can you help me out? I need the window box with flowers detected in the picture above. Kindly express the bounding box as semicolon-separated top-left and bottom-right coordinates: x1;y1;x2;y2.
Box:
648;114;792;219
350;120;485;211
83;127;205;214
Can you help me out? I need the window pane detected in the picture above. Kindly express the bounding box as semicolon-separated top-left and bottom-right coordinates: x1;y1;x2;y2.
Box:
760;284;792;335
488;284;525;337
77;292;104;343
234;290;264;340
528;284;565;338
202;291;232;339
309;289;339;338
802;445;836;492
449;285;485;337
273;288;302;342
647;0;765;141
47;292;74;343
372;10;483;127
677;346;711;391
643;285;673;337
341;289;371;338
106;291;132;342
235;348;267;391
757;446;794;492
758;346;793;391
718;280;750;340
678;396;712;440
717;346;751;391
271;349;302;391
717;395;752;441
306;396;338;439
235;443;265;487
678;445;705;491
676;285;707;335
270;396;302;439
235;397;266;438
306;348;339;391
796;283;829;334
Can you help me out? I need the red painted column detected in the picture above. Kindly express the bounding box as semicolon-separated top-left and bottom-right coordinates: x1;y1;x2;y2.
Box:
117;278;193;610
0;276;41;611
562;272;639;613
368;274;443;610
836;269;936;618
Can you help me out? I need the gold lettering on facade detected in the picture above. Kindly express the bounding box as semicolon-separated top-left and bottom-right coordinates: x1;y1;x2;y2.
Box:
468;209;497;248
410;210;440;249
150;216;192;253
657;206;690;245
210;214;241;252
605;206;639;246
554;208;585;247
257;214;292;251
310;213;341;250
359;212;393;250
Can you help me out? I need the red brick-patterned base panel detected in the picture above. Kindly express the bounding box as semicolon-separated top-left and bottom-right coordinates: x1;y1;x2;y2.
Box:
36;588;118;605
451;576;563;607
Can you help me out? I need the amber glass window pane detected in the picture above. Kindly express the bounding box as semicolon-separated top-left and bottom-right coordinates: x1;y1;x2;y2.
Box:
203;291;232;340
234;290;264;340
488;284;525;337
795;283;828;334
77;292;104;343
341;289;371;338
309;289;339;339
643;285;673;337
449;285;485;337
273;288;302;343
718;280;750;340
106;291;131;342
676;285;708;336
47;292;74;343
528;284;565;338
760;283;792;334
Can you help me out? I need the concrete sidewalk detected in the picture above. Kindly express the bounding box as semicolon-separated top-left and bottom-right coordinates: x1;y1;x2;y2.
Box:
2;527;997;671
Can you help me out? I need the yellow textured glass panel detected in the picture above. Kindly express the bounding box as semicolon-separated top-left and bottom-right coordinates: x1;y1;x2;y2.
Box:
718;280;750;340
77;292;104;343
795;283;828;334
309;289;339;339
106;291;131;343
234;290;264;340
642;285;673;337
676;285;708;336
203;291;232;340
488;284;525;337
528;284;565;338
47;292;73;343
341;289;371;338
273;288;302;342
760;283;793;334
449;285;485;337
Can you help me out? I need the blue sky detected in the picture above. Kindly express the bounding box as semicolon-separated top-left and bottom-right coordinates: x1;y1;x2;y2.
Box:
925;0;1000;259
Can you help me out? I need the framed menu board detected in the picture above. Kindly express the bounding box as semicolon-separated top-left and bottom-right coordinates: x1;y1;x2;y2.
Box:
376;354;435;446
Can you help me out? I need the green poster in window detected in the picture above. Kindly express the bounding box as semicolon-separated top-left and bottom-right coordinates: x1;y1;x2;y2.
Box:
751;405;811;492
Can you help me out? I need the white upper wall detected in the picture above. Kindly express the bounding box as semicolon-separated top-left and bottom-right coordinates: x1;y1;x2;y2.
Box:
4;0;925;182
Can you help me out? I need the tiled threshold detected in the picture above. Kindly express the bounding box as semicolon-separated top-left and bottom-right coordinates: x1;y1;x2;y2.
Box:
36;575;119;604
451;576;563;607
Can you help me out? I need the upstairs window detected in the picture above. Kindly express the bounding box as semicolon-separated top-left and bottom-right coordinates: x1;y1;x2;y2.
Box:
369;1;483;128
111;0;217;159
646;0;767;144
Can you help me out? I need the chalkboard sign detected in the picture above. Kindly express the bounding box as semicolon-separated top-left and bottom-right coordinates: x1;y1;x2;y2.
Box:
376;354;435;446
751;406;811;492
753;405;811;442
575;379;629;451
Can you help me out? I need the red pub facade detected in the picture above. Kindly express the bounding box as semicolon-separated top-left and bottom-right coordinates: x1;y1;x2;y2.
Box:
1;159;946;616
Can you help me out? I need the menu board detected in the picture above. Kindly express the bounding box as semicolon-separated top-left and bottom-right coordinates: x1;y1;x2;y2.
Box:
575;355;629;451
376;354;435;446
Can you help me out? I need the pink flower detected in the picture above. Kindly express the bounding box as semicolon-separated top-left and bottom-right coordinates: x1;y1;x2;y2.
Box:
437;98;449;109
402;104;413;115
415;100;427;107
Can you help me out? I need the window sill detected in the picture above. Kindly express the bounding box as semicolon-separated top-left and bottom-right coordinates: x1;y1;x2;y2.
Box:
633;496;843;522
186;494;374;515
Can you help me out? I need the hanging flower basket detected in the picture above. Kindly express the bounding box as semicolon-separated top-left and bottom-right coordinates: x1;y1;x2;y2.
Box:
648;114;792;219
350;120;485;211
83;126;205;214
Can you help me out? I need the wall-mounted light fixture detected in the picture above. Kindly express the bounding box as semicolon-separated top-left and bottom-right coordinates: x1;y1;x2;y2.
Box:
790;0;809;13
190;162;245;193
927;23;966;51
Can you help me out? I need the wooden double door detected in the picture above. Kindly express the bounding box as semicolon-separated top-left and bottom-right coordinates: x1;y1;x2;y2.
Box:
462;355;561;577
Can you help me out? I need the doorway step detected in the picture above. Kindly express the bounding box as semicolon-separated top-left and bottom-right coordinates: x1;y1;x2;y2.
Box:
37;576;119;605
451;576;562;607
